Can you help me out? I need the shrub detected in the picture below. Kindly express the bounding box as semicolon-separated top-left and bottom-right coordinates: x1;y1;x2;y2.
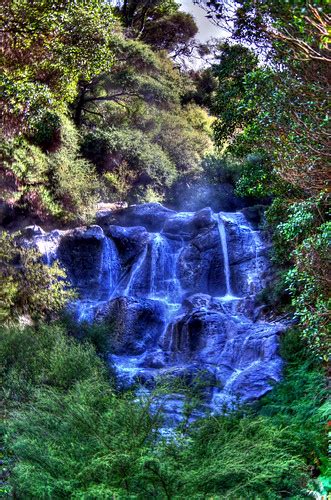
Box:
1;114;99;223
0;323;107;404
258;328;329;478
284;222;331;359
0;232;75;322
82;127;177;202
177;415;307;499
5;379;162;499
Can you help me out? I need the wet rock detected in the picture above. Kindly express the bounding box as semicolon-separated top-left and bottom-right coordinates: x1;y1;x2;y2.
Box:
72;225;105;240
163;308;231;364
183;293;214;311
0;200;15;226
160;365;217;388
106;225;149;265
230;255;272;297
139;351;166;369
241;205;266;229
163;207;216;240
57;226;105;295
97;203;175;232
26;229;66;265
22;225;45;239
230;360;283;401
177;227;226;295
28;202;285;412
95;297;166;355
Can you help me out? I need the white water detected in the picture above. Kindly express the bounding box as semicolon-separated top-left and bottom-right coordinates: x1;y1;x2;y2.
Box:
101;237;120;299
216;213;233;297
149;233;182;303
123;246;148;296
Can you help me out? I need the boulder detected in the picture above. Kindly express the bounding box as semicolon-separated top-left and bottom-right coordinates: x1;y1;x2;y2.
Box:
163;207;216;240
58;226;105;295
163;308;230;364
22;225;45;239
177;227;226;295
95;296;167;355
97;203;176;232
105;225;149;265
139;350;166;369
229;360;283;401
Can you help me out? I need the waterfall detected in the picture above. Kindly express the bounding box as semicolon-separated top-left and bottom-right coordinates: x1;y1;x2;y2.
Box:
101;237;120;299
33;204;283;417
150;233;164;297
216;213;233;298
149;234;182;304
123;246;148;296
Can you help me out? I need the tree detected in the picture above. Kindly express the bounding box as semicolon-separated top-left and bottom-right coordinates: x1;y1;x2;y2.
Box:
73;38;184;126
195;0;330;192
76;38;213;203
1;114;99;223
141;11;198;55
1;0;118;136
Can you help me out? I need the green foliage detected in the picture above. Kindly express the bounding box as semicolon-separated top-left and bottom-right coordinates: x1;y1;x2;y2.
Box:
114;0;198;56
1;0;117;135
284;222;330;359
61;315;114;358
256;271;290;312
266;206;329;361
177;416;306;498
75;36;212;203
0;323;107;405
5;379;163;499
75;38;185;126
200;154;240;185
141;11;198;55
276;195;326;245
207;2;330;362
82;127;177;202
1;114;99;222
212;43;259;147
0;232;75;322
235;154;290;199
264;195;330;358
258;328;329;476
208;2;330;194
1;1;212;220
153;104;213;177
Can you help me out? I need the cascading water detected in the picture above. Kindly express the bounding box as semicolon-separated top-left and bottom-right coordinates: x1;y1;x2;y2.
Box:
149;233;182;303
32;203;284;420
123;246;148;297
214;213;234;299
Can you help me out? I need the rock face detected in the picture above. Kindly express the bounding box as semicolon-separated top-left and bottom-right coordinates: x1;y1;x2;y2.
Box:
95;296;166;355
32;203;283;412
97;202;176;232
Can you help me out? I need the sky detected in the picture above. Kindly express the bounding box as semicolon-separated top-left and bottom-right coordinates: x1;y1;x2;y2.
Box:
179;0;226;42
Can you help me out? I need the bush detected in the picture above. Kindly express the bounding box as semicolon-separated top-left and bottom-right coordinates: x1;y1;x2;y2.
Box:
5;380;163;499
176;416;307;499
258;329;328;466
61;315;114;358
284;222;331;359
2;324;328;498
82;127;177;202
1;114;99;223
0;231;75;322
0;323;107;404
